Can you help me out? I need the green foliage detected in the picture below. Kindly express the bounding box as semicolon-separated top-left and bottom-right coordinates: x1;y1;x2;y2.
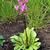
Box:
0;35;5;46
0;0;50;28
0;0;17;23
27;0;50;28
10;27;41;50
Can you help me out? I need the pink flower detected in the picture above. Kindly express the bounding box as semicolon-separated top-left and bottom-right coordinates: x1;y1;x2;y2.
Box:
18;0;23;6
24;0;28;3
15;5;19;10
20;4;27;13
15;0;28;14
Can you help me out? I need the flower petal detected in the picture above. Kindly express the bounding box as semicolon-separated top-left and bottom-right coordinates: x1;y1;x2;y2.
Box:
18;0;23;6
20;4;27;13
24;0;28;3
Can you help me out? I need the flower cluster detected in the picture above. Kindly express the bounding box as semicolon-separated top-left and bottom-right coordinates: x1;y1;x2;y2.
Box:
15;0;28;14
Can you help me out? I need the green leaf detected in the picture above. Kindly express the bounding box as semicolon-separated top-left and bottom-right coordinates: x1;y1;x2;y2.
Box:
31;30;37;38
35;38;39;42
32;42;41;50
14;45;24;50
10;35;19;43
10;27;41;50
0;35;5;46
28;46;33;50
19;32;26;45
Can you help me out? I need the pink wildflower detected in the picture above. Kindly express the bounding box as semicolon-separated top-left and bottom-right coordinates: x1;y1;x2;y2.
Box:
18;0;23;6
24;0;28;3
20;4;27;13
15;0;28;14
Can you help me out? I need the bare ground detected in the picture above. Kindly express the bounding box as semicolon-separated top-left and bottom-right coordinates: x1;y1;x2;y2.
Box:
0;17;50;50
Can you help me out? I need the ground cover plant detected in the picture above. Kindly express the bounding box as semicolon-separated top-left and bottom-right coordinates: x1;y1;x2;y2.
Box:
10;27;41;50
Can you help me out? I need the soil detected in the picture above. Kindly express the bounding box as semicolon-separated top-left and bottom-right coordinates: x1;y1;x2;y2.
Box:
0;15;26;39
0;15;50;50
37;24;50;50
0;15;26;50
